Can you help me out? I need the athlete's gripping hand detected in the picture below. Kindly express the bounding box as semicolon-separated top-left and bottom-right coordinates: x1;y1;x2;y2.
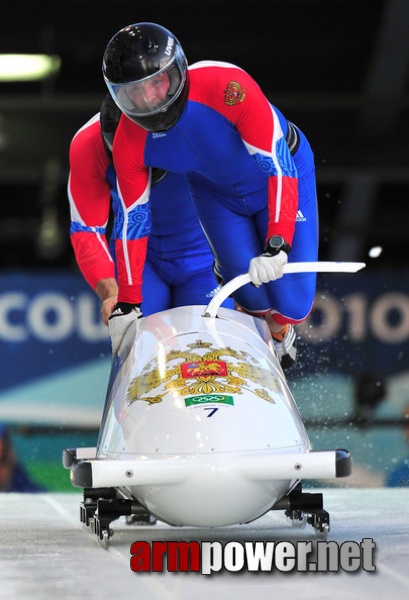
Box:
249;250;288;287
108;302;143;354
101;295;118;326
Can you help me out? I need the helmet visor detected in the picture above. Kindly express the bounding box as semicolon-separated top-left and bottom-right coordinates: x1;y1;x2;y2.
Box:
106;59;185;119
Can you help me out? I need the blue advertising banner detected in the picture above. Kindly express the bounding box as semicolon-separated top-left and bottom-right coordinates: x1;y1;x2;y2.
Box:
0;271;110;392
1;268;409;393
294;269;409;379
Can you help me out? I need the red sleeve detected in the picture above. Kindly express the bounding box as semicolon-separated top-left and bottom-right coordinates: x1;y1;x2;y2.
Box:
68;115;116;289
110;116;151;304
190;63;298;245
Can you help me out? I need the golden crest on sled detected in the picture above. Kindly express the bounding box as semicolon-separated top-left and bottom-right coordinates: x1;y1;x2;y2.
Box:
126;339;281;405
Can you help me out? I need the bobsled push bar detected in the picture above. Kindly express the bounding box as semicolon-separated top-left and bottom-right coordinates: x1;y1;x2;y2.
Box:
204;261;366;318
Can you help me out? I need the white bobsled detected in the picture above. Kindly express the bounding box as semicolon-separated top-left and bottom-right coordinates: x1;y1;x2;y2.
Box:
63;263;364;545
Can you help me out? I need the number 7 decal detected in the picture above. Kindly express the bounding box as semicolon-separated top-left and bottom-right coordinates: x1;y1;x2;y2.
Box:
204;407;219;417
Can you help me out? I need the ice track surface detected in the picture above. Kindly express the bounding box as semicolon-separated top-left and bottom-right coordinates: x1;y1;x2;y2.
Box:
0;489;409;600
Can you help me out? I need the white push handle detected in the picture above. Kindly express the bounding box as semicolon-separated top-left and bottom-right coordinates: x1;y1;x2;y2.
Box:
203;261;366;318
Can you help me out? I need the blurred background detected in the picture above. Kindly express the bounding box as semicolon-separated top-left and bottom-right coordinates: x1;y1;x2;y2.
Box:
0;0;409;491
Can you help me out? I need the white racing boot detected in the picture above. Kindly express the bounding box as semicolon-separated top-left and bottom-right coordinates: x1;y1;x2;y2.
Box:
272;324;297;369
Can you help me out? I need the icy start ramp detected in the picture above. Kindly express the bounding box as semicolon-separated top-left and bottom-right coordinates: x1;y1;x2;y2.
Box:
0;489;408;600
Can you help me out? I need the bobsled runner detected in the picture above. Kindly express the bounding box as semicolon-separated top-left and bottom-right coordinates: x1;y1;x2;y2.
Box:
63;262;365;548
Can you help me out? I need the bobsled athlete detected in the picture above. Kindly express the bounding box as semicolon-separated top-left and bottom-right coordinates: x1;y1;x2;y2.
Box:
102;22;319;368
68;94;232;327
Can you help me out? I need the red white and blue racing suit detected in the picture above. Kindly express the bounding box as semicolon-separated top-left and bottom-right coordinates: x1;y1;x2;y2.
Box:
111;61;319;326
68;113;231;315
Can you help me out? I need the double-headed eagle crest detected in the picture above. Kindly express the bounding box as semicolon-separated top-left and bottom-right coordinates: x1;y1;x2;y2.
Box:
223;81;246;106
126;339;280;406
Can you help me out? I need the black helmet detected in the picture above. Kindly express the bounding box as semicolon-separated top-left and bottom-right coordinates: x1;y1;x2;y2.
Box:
102;22;189;132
